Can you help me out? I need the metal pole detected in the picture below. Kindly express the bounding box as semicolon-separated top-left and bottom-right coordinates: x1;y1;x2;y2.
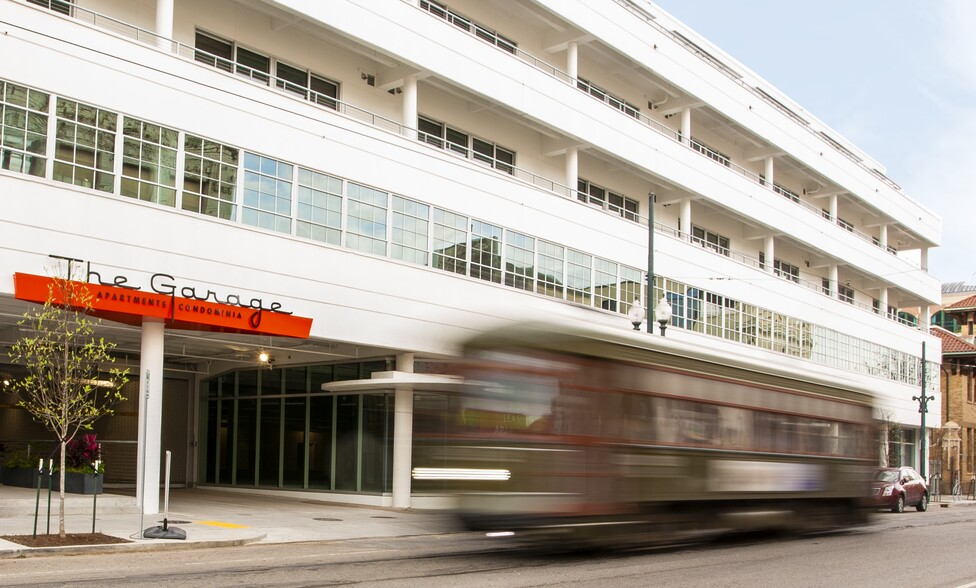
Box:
920;341;927;480
646;192;655;334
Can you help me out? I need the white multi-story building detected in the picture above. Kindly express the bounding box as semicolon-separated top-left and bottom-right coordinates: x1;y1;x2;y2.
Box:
0;0;941;512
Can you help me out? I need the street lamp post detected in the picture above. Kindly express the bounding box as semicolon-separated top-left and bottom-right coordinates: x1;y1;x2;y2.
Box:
655;297;673;336
646;192;655;334
913;341;934;480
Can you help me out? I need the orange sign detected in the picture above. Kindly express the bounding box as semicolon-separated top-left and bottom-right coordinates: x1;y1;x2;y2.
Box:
13;273;312;338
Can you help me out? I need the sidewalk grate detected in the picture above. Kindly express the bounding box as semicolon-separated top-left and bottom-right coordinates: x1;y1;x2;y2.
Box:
370;515;396;519
314;517;343;522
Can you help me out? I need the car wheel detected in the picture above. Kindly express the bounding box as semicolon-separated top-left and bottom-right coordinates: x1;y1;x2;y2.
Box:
916;493;928;512
892;494;905;513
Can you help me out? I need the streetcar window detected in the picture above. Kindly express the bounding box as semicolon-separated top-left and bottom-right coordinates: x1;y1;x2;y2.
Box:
458;372;559;435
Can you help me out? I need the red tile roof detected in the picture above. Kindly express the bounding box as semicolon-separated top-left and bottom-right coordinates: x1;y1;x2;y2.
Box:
945;294;976;311
932;326;976;355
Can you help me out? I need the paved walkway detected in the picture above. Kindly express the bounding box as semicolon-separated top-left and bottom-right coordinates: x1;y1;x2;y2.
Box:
0;485;462;558
1;485;973;558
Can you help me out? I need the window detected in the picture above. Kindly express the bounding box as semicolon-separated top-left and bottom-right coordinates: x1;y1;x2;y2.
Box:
194;31;233;73
773;259;800;284
235;47;270;84
690;137;730;167
120;117;178;206
53;98;116;192
578;179;639;221
392;196;430;266
0;81;48;177
297;168;342;245
773;183;799;203
470;220;502;283
566;249;592;305
837;217;854;232
27;0;72;15
691;226;730;256
419;116;513;174
433;208;467;275
420;0;517;54
822;277;832;296
276;61;339;110
505;231;534;291
194;31;339;109
472;137;514;174
346;182;388;255
576;78;640;118
182;134;238;220
242;152;292;234
537;241;564;298
838;285;855;304
594;258;618;311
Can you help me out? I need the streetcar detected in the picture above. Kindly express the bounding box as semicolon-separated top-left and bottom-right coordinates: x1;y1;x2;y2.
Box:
412;320;876;547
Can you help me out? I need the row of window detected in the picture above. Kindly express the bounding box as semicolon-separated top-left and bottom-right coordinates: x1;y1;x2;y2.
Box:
420;0;517;54
417;115;515;174
0;77;929;389
194;31;340;110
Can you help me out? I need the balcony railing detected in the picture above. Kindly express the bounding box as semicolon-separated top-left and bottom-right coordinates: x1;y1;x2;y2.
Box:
26;0;921;330
405;0;917;268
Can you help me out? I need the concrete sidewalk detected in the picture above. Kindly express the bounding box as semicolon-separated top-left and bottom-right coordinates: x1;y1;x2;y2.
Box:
0;486;463;558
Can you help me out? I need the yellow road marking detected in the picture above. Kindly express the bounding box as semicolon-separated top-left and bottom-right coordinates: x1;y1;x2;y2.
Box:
194;520;250;529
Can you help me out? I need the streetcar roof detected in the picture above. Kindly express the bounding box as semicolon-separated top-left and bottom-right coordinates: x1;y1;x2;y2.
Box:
461;319;876;406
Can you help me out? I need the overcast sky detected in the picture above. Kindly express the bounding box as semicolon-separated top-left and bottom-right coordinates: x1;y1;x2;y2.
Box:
653;0;976;285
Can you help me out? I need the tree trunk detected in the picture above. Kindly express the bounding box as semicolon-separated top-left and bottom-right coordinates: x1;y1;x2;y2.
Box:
59;440;66;538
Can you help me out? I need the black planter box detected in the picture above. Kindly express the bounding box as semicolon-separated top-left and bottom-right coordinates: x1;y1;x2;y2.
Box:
2;467;41;488
53;472;103;495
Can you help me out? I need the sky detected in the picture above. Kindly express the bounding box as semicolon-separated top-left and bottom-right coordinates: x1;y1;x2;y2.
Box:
653;0;976;286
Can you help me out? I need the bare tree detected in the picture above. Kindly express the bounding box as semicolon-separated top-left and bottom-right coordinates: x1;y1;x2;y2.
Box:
8;263;128;537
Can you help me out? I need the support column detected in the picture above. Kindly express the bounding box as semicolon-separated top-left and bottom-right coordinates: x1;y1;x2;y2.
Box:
566;146;578;199
829;264;839;299
154;0;174;51
764;236;775;274
764;156;774;187
392;353;415;509
921;247;929;272
680;198;691;239
879;224;888;251
829;194;838;222
137;317;165;515
567;41;578;79
880;287;889;316
921;305;931;329
402;75;418;140
680;107;691;145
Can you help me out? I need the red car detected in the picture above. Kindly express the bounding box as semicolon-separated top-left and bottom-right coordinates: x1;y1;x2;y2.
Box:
870;467;929;513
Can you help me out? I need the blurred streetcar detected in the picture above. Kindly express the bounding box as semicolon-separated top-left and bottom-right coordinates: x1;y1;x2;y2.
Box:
412;321;875;548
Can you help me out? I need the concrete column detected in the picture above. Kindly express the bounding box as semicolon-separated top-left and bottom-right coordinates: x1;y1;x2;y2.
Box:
680;107;691;145
137;317;165;515
567;41;578;79
829;264;839;299
829;194;838;222
764;156;774;187
880;287;889;316
920;247;929;272
680;198;692;239
402;75;418;140
392;353;415;509
764;236;775;273
921;305;931;328
155;0;174;51
566;146;578;198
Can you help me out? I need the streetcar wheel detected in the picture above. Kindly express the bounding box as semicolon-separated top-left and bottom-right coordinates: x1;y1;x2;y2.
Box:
916;493;928;512
892;495;905;513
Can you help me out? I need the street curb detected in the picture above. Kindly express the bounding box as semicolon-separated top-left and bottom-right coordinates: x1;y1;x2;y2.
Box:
0;533;267;559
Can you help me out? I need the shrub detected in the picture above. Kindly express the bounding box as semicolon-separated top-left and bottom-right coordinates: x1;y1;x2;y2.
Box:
65;433;102;473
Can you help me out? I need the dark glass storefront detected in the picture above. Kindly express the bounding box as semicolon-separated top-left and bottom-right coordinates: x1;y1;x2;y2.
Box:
199;360;395;493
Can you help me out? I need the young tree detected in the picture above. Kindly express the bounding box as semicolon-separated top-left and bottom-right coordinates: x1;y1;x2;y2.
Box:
8;264;128;538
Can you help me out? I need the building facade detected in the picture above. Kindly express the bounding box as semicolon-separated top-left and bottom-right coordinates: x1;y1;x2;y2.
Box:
0;0;941;512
